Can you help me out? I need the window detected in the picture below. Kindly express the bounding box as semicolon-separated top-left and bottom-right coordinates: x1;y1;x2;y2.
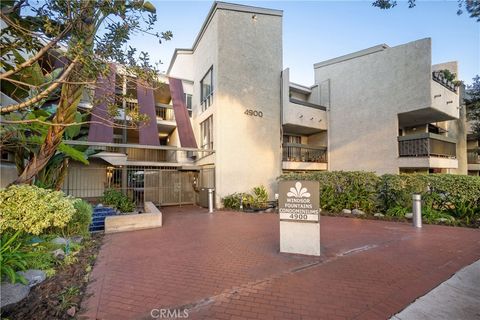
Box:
200;67;213;111
200;116;213;150
185;93;193;116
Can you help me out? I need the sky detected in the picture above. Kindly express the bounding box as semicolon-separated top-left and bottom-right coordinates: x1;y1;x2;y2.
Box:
130;0;479;85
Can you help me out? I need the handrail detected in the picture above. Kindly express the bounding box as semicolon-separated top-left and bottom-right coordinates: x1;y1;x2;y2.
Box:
63;140;215;153
283;143;327;151
397;132;457;144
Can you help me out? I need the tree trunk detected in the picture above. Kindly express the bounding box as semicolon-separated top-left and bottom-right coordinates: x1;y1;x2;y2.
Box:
13;80;84;184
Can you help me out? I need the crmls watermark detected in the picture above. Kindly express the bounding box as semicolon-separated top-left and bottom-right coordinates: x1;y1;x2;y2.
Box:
150;309;189;319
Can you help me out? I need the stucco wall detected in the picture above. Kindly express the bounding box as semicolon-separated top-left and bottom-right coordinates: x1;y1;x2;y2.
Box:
314;39;433;174
214;9;282;203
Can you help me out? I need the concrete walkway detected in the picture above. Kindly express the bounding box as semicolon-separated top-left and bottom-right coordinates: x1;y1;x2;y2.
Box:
81;206;480;320
392;259;480;320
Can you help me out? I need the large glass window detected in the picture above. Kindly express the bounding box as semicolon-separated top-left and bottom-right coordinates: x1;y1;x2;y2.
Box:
200;67;213;111
200;116;213;150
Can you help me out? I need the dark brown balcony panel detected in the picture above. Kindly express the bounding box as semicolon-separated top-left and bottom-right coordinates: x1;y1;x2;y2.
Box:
398;133;456;159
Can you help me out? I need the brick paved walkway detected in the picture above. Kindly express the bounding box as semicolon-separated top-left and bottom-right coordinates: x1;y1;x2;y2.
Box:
81;206;480;320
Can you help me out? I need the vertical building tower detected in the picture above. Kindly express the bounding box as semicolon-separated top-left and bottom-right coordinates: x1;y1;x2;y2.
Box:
168;2;283;205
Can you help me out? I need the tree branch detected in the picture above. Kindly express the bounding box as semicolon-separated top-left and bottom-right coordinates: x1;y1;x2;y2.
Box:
0;57;79;114
0;24;72;80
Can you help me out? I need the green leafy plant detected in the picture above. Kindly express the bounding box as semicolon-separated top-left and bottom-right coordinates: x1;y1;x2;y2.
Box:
58;286;80;311
1;231;28;284
0;185;76;235
63;199;93;236
222;192;249;210
251;185;268;208
102;188;135;213
386;205;409;218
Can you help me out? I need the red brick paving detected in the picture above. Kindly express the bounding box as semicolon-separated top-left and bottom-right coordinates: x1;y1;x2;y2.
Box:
80;206;480;320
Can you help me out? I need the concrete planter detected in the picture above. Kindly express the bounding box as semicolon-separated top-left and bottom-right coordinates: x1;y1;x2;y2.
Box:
104;202;162;234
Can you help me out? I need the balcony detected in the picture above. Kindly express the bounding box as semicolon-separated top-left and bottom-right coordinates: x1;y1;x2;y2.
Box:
282;143;327;171
467;149;480;171
398;133;458;169
64;141;214;168
398;75;459;127
283;99;327;135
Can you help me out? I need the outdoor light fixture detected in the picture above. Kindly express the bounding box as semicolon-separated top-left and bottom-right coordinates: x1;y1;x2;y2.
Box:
252;14;257;21
434;94;441;98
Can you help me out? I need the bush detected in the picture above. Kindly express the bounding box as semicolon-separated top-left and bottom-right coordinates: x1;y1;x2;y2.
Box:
0;185;75;235
279;171;380;213
1;231;28;284
222;192;249;210
222;186;269;210
280;171;480;226
63;199;93;236
102;188;135;213
252;186;268;208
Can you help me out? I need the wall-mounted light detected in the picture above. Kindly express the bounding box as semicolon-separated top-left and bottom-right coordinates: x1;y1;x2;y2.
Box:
446;100;453;104
434;94;441;98
252;14;257;21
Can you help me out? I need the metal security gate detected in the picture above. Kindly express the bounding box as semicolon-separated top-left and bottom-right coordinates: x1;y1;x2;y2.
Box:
144;169;195;206
62;162;212;207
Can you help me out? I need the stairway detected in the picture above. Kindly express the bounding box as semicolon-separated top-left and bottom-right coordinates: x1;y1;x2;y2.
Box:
89;206;117;232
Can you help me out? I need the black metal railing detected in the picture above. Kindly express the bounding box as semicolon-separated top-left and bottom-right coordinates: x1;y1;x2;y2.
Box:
398;133;456;159
282;143;327;163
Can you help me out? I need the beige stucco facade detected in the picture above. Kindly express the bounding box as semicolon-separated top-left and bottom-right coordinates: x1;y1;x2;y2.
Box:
168;2;283;206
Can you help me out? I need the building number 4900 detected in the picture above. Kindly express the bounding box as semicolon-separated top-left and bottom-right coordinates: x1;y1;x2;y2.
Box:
289;213;308;220
244;109;263;117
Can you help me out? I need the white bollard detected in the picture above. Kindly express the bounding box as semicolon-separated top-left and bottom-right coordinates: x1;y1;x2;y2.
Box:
208;188;214;213
412;194;422;228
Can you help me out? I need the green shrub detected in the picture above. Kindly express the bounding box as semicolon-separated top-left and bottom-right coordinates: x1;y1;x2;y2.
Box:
252;186;268;208
222;192;249;210
61;199;93;236
1;231;28;284
222;186;269;210
0;185;75;235
279;171;379;213
101;189;135;213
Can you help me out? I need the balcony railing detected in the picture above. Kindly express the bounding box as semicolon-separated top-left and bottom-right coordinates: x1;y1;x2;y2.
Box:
64;141;215;164
282;143;327;163
398;133;456;159
156;105;175;121
467;150;480;164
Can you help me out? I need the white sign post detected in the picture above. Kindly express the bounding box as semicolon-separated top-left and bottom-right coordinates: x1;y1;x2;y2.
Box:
279;181;320;256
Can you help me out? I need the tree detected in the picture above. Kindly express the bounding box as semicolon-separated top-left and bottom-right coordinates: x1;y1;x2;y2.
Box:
372;0;480;21
0;0;172;185
466;75;480;137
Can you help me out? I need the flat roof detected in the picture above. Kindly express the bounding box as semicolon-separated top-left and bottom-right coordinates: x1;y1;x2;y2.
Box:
313;44;389;69
167;1;283;75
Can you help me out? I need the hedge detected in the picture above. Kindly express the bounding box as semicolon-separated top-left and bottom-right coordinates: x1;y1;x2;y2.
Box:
279;172;480;223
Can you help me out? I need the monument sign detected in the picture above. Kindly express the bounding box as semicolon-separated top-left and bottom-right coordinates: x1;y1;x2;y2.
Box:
279;180;320;256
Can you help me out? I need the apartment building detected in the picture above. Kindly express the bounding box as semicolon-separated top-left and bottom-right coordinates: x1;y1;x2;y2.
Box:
1;1;475;208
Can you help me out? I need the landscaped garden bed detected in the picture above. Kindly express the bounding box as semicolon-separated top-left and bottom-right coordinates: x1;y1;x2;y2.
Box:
0;184;103;319
1;234;103;320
